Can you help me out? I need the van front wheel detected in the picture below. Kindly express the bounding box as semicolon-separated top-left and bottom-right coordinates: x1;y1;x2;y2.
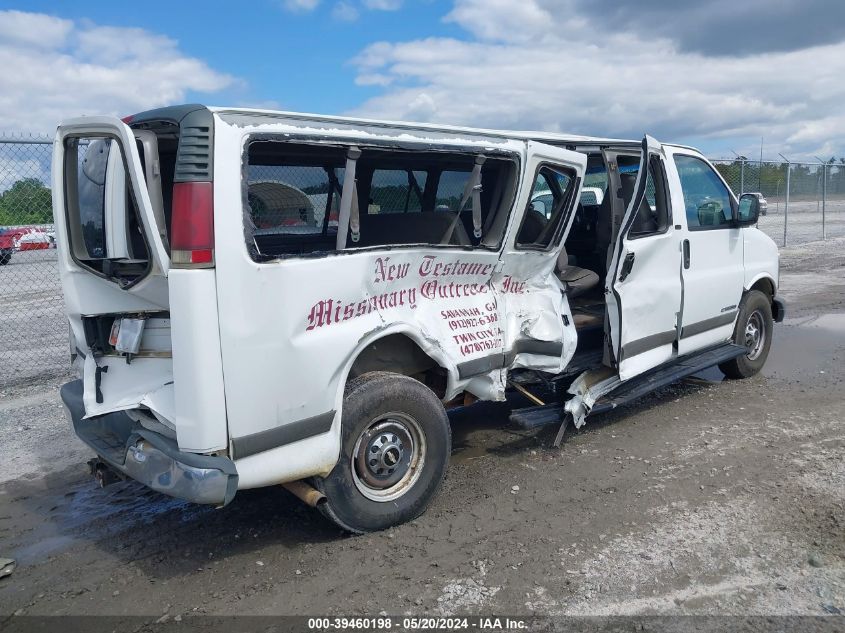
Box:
314;372;450;533
719;290;773;379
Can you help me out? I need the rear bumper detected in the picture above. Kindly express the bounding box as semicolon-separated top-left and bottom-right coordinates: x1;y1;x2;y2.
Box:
60;380;238;506
772;296;786;323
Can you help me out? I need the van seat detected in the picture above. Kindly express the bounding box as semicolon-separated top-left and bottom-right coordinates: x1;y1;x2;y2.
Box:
351;211;470;248
556;246;599;298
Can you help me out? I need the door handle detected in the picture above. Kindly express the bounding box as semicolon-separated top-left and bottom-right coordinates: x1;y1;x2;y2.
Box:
683;239;691;269
618;252;635;282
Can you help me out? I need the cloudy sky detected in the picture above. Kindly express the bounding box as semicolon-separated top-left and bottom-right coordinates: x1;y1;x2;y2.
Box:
1;0;844;161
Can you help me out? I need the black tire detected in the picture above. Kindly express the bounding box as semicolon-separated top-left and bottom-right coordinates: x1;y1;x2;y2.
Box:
0;252;10;265
719;290;773;379
314;371;451;533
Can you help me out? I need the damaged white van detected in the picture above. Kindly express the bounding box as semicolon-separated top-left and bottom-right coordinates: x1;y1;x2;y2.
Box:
54;105;783;532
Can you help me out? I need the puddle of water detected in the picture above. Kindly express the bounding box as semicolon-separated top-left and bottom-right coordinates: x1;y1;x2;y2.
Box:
763;313;845;381
5;476;208;566
12;534;77;566
685;313;845;384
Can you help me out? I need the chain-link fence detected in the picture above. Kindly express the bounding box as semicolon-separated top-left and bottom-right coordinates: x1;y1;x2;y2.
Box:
712;158;845;246
2;137;844;386
0;135;67;386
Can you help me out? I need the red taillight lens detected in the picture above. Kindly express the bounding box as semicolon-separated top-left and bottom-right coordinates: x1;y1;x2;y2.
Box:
171;182;214;268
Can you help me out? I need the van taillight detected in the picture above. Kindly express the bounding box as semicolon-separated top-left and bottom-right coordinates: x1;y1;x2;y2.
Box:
171;182;214;268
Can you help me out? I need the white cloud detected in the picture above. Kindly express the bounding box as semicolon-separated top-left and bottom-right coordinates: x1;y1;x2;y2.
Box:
349;0;845;160
0;11;235;133
282;0;321;11
363;0;403;10
0;10;72;48
0;155;50;193
332;1;360;21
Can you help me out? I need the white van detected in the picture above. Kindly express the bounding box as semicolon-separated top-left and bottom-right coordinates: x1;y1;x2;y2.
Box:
54;105;783;532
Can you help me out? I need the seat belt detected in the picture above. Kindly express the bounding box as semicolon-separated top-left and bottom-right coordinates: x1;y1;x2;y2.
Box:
441;155;486;244
349;180;360;243
336;146;361;250
482;166;505;236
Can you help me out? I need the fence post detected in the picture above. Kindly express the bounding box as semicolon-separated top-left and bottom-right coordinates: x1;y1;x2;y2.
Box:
813;155;829;241
822;163;827;240
783;163;790;247
740;159;745;195
778;154;791;247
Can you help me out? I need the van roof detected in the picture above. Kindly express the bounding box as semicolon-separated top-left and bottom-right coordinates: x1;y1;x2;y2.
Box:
127;103;642;148
209;105;638;145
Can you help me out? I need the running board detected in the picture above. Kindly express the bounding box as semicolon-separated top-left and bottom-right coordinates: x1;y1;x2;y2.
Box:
510;343;745;432
590;343;745;414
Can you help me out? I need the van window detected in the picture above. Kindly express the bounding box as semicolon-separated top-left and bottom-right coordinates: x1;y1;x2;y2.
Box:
64;136;150;282
368;169;426;214
628;155;670;238
245;140;518;260
674;154;734;229
516;165;577;249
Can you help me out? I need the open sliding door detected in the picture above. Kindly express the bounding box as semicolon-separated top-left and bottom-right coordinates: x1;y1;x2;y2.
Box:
605;136;683;381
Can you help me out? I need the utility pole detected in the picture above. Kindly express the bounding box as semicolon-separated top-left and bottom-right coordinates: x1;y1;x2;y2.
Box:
778;153;791;247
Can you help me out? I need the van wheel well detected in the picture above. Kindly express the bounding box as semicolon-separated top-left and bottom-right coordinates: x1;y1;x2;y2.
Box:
348;334;447;399
749;277;775;299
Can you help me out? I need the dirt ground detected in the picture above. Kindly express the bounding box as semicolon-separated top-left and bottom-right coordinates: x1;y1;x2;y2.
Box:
0;238;843;620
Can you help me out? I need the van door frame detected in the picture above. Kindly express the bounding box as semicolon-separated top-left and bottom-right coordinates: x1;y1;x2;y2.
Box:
493;140;587;376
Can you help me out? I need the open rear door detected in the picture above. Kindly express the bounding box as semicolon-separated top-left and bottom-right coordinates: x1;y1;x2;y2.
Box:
55;116;171;308
54;117;174;419
605;135;682;380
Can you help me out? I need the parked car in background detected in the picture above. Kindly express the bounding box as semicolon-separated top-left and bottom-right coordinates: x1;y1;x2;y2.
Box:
17;228;52;250
0;229;15;264
0;226;55;264
748;192;768;216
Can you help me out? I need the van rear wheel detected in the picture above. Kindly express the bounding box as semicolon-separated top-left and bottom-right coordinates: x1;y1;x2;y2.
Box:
719;290;773;379
314;372;450;533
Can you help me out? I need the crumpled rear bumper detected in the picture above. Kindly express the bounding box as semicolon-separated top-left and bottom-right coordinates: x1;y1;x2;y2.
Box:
60;380;238;506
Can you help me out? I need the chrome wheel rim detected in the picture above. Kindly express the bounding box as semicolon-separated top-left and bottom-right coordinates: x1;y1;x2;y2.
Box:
744;310;766;360
351;412;426;502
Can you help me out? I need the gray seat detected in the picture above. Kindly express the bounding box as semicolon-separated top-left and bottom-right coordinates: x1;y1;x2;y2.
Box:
556;246;599;298
352;210;470;248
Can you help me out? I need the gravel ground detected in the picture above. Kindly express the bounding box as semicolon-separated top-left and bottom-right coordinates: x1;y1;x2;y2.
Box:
757;200;845;247
0;248;69;387
0;237;843;621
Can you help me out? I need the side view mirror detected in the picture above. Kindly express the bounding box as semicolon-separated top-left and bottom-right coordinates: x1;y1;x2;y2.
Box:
735;193;760;226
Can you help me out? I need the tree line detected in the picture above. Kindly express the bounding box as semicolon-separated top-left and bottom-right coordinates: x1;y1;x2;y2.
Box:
0;178;53;226
714;158;845;198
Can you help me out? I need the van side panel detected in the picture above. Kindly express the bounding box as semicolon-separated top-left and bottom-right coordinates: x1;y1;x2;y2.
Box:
211;119;523;480
169;269;228;452
742;228;779;294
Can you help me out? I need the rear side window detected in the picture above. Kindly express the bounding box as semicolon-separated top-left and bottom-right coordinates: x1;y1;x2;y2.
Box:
245;140;519;261
248;164;342;231
64;136;150;283
368;169;426;214
673;154;734;229
516;165;577;249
